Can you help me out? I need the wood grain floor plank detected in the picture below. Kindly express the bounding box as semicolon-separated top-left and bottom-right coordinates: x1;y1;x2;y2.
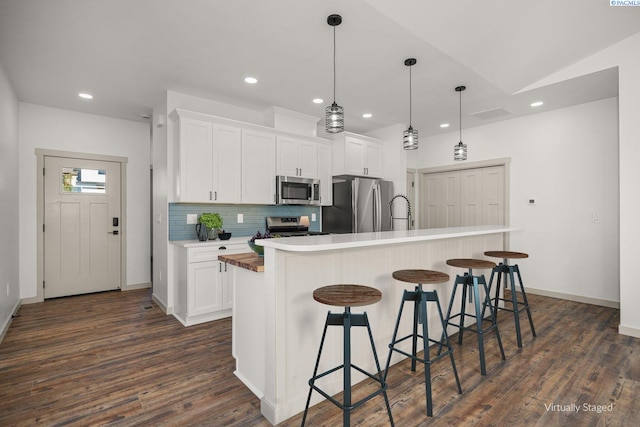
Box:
1;289;639;426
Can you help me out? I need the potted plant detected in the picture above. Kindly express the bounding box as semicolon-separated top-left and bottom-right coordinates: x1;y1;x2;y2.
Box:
198;212;223;240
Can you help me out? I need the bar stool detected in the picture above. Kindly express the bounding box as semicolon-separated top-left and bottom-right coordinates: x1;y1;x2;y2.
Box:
483;251;536;348
384;269;462;417
444;259;506;375
301;284;394;427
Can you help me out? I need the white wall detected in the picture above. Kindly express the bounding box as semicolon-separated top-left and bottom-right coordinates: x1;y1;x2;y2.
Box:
0;60;20;337
515;33;640;336
416;98;620;305
18;103;151;299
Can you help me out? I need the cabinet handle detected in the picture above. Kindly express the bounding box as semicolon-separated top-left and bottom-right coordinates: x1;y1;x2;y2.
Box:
209;191;213;200
214;191;217;201
219;263;222;273
299;168;302;176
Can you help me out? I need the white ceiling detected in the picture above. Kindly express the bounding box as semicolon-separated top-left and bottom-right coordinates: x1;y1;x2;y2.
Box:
0;0;638;137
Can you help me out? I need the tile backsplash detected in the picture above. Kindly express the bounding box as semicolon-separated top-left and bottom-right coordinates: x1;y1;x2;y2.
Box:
168;203;321;241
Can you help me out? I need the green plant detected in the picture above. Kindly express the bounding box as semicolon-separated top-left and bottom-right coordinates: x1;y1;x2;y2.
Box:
198;212;223;230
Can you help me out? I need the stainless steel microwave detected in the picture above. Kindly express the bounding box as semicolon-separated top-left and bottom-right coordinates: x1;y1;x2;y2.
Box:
276;176;320;205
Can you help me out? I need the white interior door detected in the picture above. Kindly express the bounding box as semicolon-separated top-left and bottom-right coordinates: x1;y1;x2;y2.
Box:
44;156;121;298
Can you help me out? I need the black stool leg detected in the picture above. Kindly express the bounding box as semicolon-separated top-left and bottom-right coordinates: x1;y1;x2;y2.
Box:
384;291;408;382
411;286;420;372
507;266;524;348
435;294;462;395
515;264;537;338
419;290;433;416
343;308;352;427
472;275;488;375
364;312;394;426
481;275;506;363
302;312;331;427
458;275;468;345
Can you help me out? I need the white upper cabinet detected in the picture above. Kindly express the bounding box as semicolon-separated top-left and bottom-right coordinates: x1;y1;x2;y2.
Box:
177;116;242;203
333;133;383;178
317;142;333;206
242;129;277;204
276;136;318;179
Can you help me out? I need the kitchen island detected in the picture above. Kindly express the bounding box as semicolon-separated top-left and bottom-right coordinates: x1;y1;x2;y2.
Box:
230;225;515;425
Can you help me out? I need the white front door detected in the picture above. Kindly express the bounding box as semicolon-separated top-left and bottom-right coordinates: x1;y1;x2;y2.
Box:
44;156;122;298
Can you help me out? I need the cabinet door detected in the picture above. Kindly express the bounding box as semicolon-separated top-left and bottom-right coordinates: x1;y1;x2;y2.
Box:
460;169;482;226
179;118;213;202
187;260;223;316
364;141;383;178
482;166;505;225
276;136;299;177
344;137;366;176
242;129;276;204
222;262;233;309
213;124;242;203
298;140;318;179
317;142;333;206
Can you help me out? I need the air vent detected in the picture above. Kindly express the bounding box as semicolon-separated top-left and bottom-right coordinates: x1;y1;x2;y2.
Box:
470;107;511;120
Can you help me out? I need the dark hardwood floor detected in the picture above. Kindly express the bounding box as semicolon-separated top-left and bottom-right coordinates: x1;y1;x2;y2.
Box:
1;288;638;426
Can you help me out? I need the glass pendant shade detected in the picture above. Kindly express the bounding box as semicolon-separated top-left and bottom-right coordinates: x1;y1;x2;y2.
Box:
403;57;418;150
325;102;344;133
454;85;467;161
454;141;467;161
403;126;418;150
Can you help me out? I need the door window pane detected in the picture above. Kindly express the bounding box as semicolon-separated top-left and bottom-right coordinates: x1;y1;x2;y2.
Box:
62;167;106;194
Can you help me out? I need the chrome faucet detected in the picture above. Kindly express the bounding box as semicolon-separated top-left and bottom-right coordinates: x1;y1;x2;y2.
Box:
389;194;412;230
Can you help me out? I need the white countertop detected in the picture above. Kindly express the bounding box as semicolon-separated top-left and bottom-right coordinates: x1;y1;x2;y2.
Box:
256;225;516;252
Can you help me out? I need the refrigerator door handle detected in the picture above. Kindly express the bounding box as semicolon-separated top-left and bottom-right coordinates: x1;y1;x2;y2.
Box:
377;184;382;231
352;179;358;233
372;185;377;232
373;183;382;232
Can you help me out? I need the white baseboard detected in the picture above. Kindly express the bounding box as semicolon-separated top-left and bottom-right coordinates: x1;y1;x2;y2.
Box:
152;293;170;314
121;282;151;291
618;324;640;339
0;299;21;344
524;287;619;309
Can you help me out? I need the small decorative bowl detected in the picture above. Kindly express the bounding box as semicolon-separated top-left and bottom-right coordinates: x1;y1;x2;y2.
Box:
247;240;264;256
219;232;232;240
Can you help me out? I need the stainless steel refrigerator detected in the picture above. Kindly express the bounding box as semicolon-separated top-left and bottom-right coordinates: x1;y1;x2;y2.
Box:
322;177;394;233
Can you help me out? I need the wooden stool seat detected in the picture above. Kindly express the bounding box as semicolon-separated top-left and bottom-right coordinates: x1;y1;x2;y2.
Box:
484;251;529;260
446;258;496;270
313;284;381;307
392;269;449;285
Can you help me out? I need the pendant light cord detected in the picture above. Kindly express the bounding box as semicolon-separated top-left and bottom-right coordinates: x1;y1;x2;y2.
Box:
409;65;412;127
332;26;336;103
459;89;462;141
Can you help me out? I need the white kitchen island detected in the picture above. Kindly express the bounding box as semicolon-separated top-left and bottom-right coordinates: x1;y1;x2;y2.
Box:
232;225;515;425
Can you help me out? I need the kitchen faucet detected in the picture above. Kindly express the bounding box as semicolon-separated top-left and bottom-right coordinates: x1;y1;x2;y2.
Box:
389;194;412;230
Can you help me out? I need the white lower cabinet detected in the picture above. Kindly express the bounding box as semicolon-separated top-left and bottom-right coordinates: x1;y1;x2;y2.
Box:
175;242;246;326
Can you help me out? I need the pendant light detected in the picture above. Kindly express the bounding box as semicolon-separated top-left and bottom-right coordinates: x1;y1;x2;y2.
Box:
326;14;344;133
403;58;418;150
454;85;467;161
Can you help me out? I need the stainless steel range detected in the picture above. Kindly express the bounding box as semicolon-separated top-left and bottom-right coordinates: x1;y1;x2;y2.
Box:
266;216;328;237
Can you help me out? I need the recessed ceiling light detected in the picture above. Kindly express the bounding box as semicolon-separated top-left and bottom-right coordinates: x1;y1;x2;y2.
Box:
78;92;93;99
440;123;450;128
362;113;373;118
530;101;544;107
244;77;258;84
313;98;324;104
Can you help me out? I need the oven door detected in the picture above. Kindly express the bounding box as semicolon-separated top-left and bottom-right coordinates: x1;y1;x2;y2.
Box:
276;176;320;205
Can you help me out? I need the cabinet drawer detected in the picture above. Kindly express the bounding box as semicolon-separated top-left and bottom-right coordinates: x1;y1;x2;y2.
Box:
188;243;247;263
